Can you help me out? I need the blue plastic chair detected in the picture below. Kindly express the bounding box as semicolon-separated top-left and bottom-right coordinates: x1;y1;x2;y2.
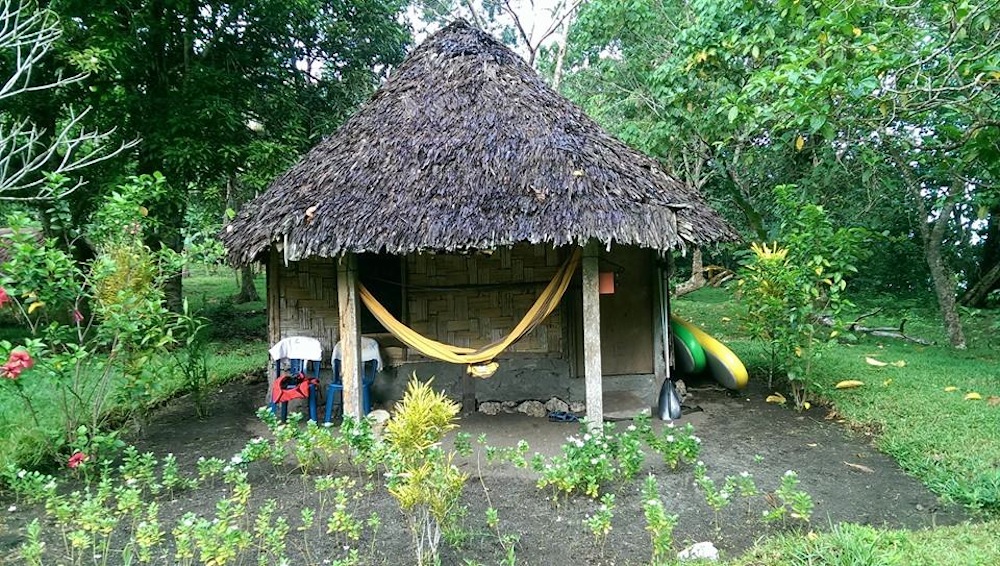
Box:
270;358;320;423
324;358;378;422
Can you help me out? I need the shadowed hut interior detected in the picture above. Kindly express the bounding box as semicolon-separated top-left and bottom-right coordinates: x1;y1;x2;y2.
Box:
223;20;738;422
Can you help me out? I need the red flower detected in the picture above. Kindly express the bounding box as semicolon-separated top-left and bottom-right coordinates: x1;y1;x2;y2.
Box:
72;309;84;324
1;350;33;379
68;452;89;469
9;350;32;369
0;287;8;308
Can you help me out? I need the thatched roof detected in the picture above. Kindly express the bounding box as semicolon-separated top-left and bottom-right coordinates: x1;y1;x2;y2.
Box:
223;20;737;265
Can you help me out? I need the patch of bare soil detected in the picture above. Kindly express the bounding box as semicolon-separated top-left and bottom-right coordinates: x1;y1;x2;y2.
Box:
1;373;970;565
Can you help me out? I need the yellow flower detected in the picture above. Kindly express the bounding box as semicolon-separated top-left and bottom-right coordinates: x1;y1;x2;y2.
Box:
750;242;789;262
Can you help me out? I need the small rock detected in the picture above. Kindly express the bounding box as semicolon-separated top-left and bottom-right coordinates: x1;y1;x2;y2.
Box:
516;400;547;418
368;409;391;439
915;504;925;512
501;401;519;413
569;401;586;413
478;401;502;416
544;397;569;413
678;541;719;561
675;379;688;400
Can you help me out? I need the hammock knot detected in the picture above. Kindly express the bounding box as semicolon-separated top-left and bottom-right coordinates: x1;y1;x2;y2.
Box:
467;361;499;379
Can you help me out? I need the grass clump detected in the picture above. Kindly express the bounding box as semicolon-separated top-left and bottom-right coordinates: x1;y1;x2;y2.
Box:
731;519;1000;566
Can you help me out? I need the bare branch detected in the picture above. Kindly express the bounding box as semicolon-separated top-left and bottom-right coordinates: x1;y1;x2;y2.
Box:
1;0;138;200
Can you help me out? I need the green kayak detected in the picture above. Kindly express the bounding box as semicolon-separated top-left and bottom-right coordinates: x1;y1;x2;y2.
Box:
669;316;707;375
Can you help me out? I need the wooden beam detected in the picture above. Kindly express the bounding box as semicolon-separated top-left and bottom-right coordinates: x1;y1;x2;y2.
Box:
337;253;364;419
582;242;603;429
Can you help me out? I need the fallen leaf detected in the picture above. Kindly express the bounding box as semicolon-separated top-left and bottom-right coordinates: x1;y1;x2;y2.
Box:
944;386;958;392
721;317;731;322
763;492;781;508
795;135;805;151
835;380;864;389
865;357;887;367
27;301;44;314
882;379;892;387
891;360;906;368
988;396;1000;406
766;393;787;404
844;462;875;473
803;401;812;410
965;392;982;401
807;531;819;541
807;443;817;447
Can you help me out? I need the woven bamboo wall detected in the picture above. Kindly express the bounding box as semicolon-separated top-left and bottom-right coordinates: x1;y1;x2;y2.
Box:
276;257;340;356
270;246;568;364
405;245;564;359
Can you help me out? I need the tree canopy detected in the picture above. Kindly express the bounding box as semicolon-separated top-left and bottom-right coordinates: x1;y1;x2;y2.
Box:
561;0;1000;346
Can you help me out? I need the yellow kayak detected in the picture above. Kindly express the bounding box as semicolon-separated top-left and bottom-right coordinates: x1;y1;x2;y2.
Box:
670;316;748;390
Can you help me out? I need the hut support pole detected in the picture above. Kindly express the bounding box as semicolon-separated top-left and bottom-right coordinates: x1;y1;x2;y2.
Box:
337;253;364;419
582;242;603;429
652;252;670;386
265;250;281;404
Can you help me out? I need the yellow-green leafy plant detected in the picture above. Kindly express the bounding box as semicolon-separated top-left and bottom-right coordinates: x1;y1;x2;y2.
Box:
384;376;468;565
738;185;868;408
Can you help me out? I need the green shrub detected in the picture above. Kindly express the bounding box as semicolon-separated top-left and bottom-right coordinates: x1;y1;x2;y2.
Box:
737;185;868;407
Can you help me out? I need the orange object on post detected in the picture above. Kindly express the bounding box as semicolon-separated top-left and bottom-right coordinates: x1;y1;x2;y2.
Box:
599;272;615;294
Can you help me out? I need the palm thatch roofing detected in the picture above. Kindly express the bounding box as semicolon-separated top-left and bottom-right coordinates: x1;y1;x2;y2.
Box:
223;20;738;265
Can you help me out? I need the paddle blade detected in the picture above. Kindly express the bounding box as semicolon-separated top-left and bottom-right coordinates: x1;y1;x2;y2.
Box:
658;379;683;421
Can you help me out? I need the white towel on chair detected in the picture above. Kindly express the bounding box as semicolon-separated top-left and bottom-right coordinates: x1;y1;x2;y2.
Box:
332;336;383;371
269;336;323;362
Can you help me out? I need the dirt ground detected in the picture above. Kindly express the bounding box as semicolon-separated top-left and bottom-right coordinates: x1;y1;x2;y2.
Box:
1;373;971;565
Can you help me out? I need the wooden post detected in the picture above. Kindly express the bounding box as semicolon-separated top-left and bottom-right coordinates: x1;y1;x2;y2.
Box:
461;373;476;415
265;249;281;403
582;242;603;429
652;251;669;387
267;249;281;348
337;253;364;419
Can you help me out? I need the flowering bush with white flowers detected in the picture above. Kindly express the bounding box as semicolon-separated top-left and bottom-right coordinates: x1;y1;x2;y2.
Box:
537;421;620;499
637;415;702;470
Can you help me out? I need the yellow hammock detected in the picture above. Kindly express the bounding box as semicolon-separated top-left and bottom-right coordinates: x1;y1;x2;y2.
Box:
359;249;581;378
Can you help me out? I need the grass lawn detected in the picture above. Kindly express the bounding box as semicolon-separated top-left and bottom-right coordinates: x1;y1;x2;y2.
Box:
674;286;1000;565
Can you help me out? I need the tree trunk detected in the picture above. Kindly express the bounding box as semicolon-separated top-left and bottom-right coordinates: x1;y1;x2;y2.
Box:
674;248;706;296
235;264;260;303
962;207;1000;306
723;155;768;240
551;11;575;91
925;225;967;348
137;0;185;312
893;154;967;348
960;261;1000;307
918;185;966;348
